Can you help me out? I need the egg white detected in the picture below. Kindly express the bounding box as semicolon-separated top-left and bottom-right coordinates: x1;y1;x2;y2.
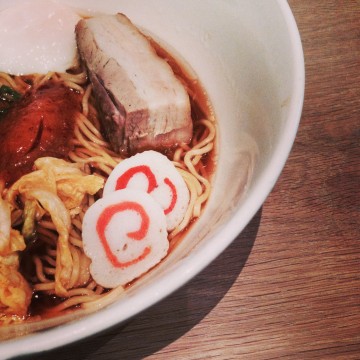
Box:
0;0;81;75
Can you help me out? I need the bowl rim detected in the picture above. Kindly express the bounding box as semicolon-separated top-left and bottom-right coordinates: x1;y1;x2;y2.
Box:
0;0;305;358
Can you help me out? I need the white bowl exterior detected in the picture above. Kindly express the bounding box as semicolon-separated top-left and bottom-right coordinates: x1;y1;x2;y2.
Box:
0;0;304;358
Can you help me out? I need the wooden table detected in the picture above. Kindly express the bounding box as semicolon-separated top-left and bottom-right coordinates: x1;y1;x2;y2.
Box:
31;2;359;359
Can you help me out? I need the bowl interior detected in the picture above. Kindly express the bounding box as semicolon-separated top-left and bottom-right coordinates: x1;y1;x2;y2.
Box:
0;0;304;357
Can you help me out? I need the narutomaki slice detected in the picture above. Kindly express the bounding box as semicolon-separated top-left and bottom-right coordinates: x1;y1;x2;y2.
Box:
103;151;190;231
82;189;168;288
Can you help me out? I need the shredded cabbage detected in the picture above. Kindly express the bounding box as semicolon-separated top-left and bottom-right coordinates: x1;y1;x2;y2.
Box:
22;200;38;240
0;249;31;318
34;157;104;215
27;188;72;296
0;196;11;254
5;157;104;298
0;198;31;318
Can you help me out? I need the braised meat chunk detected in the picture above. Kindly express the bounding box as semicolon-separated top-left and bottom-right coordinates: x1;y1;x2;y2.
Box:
76;13;193;155
0;83;81;186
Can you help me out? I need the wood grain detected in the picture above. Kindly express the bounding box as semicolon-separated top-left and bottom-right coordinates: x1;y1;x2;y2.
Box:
23;2;360;359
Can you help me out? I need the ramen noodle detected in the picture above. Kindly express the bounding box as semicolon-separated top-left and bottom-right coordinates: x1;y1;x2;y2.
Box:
0;59;216;323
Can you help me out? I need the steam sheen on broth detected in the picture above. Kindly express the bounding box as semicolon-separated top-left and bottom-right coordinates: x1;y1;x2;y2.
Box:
0;2;216;325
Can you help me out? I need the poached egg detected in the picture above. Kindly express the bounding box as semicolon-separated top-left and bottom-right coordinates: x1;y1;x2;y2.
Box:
0;0;81;75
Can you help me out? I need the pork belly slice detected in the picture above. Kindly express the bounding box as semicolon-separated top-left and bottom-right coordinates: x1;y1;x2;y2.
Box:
76;13;193;154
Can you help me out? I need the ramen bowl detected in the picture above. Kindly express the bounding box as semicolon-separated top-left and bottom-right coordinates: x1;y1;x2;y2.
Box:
0;0;304;358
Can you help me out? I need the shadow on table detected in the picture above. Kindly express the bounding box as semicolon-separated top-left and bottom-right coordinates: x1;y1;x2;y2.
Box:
17;208;262;360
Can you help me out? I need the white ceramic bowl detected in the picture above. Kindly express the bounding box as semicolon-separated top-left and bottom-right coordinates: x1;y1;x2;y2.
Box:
0;0;304;358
